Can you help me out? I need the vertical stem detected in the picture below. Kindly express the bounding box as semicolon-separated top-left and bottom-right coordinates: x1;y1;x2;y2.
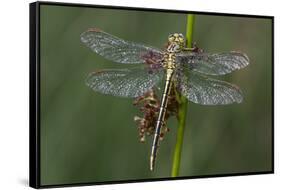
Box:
171;14;195;177
186;14;195;48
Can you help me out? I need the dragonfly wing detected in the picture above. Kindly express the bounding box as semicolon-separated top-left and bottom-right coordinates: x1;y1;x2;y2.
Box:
175;71;243;105
81;28;163;64
86;67;164;98
176;51;249;75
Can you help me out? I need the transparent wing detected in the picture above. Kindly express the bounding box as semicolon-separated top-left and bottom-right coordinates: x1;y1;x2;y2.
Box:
176;51;249;75
86;67;164;98
175;71;243;105
81;28;163;64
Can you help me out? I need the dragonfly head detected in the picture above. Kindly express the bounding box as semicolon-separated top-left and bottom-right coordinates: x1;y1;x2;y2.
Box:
167;33;185;52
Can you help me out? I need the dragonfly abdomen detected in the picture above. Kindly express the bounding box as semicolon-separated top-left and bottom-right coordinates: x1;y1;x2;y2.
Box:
150;52;176;171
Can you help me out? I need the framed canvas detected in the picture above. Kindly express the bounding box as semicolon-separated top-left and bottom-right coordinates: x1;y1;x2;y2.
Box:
29;1;274;188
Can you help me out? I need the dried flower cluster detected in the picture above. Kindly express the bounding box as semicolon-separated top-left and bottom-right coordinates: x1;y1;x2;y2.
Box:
133;85;179;142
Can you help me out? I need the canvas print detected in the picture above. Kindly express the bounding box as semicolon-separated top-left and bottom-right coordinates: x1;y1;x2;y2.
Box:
29;1;273;188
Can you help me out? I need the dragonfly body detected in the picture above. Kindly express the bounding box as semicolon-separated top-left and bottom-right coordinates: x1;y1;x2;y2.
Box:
81;28;249;171
151;33;185;170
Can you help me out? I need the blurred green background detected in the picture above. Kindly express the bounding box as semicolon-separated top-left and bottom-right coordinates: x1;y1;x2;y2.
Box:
39;4;272;186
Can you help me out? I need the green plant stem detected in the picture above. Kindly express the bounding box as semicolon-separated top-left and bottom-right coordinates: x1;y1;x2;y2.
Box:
171;14;195;177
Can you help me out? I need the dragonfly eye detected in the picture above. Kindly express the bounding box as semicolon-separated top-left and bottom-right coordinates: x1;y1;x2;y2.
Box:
179;37;185;43
168;35;175;42
174;33;184;46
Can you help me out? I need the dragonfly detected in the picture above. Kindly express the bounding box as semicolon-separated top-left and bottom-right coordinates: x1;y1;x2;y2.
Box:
81;28;249;171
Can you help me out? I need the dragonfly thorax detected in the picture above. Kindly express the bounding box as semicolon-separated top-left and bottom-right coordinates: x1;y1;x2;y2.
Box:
163;52;176;70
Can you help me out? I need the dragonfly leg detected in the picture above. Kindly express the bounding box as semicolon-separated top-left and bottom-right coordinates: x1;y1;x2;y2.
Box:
182;42;204;53
182;47;197;51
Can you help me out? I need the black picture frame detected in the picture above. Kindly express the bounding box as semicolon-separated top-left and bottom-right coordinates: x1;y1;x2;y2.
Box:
29;1;274;188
